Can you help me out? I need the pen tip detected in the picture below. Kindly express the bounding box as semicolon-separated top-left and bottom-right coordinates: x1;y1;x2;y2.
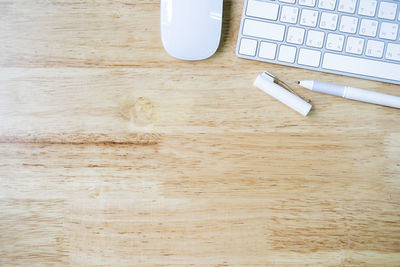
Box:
296;81;300;84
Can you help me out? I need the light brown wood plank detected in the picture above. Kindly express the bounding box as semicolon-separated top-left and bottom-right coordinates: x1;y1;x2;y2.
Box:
1;134;399;265
1;68;399;138
1;0;400;265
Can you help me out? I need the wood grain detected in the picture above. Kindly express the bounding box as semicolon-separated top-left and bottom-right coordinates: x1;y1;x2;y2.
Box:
1;0;400;266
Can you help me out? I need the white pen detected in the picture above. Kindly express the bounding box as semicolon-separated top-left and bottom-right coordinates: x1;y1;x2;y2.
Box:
297;80;400;109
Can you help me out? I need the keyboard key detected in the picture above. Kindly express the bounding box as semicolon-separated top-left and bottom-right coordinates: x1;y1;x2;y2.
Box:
279;0;296;3
358;0;378;17
320;12;338;30
300;9;319;27
379;22;398;40
239;38;258;56
345;37;365;54
298;48;321;67
246;0;279;21
322;53;400;82
339;16;358;34
338;0;357;13
306;30;325;48
287;27;305;44
386;43;400;62
378;2;397;20
359;19;378;37
278;45;297;63
243;19;285;41
365;40;384;58
299;0;316;7
259;42;278;59
326;33;345;51
280;6;299;24
318;0;337;10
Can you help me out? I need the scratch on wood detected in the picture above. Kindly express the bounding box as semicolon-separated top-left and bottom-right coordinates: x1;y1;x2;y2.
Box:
0;133;162;145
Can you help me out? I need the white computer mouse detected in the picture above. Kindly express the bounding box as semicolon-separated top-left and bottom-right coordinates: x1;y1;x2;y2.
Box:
160;0;223;61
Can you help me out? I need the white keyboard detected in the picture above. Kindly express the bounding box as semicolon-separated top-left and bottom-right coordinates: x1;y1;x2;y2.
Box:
236;0;400;85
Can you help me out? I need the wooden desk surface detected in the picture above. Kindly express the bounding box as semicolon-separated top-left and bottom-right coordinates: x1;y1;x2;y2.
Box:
1;0;400;265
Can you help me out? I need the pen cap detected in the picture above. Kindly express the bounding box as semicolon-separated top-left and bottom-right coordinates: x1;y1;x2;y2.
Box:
254;73;312;116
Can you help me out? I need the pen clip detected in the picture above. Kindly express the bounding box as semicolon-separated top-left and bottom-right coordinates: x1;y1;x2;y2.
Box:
263;72;311;103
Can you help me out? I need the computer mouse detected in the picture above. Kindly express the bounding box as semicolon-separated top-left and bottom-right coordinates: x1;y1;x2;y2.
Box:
160;0;223;61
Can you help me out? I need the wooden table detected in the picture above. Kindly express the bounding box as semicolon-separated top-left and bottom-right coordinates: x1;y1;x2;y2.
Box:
1;0;399;265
